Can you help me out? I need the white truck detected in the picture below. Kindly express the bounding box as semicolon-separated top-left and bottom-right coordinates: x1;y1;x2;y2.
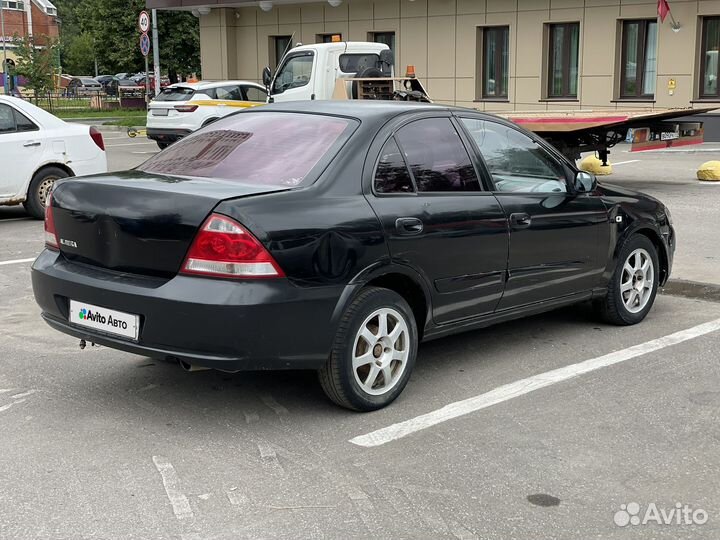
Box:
261;41;430;103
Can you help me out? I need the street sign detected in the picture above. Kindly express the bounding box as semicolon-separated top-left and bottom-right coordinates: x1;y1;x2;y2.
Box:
140;32;151;56
139;10;150;33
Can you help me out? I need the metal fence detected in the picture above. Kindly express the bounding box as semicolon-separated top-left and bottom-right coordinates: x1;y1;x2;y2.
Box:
30;88;148;113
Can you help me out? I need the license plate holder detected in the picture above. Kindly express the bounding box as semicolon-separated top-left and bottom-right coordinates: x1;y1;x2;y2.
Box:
69;300;140;341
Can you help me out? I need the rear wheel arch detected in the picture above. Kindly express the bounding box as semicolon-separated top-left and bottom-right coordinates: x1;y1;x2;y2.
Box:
24;163;74;219
330;266;432;343
365;273;429;340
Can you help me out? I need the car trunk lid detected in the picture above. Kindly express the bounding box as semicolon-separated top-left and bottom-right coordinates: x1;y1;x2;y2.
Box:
51;171;289;277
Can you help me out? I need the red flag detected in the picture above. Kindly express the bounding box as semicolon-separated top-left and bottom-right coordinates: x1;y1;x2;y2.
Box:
658;0;671;22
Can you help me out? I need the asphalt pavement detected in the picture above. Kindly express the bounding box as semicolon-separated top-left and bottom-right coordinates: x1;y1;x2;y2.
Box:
0;139;719;539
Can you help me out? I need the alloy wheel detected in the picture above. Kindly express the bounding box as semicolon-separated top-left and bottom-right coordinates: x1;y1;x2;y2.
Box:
620;247;654;314
352;307;410;396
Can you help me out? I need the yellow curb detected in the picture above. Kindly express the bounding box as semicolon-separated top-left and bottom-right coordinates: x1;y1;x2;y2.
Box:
579;155;613;176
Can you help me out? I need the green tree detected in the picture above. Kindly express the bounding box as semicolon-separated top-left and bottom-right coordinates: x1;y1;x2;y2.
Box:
54;0;200;79
11;34;58;98
63;32;96;75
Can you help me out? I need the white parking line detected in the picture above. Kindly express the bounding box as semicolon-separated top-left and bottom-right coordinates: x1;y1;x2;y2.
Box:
0;258;35;267
613;160;640;166
350;317;720;448
152;456;194;520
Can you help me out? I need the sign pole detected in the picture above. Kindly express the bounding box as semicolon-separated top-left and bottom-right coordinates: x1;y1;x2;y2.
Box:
139;11;151;104
0;3;7;95
152;9;161;96
145;55;150;106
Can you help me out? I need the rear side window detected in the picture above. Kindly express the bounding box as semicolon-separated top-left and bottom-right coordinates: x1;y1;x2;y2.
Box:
375;138;414;194
155;87;195;101
14;109;37;132
395;118;481;192
339;54;380;74
139;112;356;187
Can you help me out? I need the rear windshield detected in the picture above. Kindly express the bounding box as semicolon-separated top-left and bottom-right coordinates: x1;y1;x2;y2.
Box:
154;87;195;101
81;78;99;85
138;112;356;187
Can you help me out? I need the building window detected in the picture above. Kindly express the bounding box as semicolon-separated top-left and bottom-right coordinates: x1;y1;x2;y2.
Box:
547;23;580;99
317;33;342;44
369;31;395;56
480;26;509;99
620;20;657;99
270;35;292;69
700;17;720;99
1;0;25;10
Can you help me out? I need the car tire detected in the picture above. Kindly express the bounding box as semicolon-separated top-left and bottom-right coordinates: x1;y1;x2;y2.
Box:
595;234;660;326
24;166;69;220
318;286;418;411
156;142;170;150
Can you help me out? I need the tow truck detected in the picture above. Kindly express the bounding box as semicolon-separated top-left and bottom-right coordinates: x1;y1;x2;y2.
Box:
261;41;715;163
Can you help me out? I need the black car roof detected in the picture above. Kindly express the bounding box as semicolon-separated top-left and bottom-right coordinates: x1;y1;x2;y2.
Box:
256;100;457;120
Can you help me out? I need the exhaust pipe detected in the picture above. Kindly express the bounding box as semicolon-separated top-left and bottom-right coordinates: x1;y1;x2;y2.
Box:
178;359;210;372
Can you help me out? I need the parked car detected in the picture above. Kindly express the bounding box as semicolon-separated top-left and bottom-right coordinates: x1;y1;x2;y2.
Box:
0;96;107;219
95;75;118;95
32;102;674;410
66;77;103;97
146;80;267;149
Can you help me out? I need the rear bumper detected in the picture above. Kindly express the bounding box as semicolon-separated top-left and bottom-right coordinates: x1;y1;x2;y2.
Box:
146;127;193;143
31;250;342;371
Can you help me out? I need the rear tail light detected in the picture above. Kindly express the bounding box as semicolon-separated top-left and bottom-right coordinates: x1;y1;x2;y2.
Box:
181;214;285;279
174;104;199;113
44;192;59;250
89;126;105;151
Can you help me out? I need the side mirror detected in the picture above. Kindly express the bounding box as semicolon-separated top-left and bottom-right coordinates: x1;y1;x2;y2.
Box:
262;67;272;89
574;171;597;193
380;49;395;75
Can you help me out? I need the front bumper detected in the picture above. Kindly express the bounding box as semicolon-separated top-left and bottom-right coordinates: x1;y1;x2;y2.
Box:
32;250;342;371
146;127;193;143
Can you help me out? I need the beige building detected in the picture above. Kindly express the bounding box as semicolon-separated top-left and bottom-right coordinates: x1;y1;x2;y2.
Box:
148;0;720;130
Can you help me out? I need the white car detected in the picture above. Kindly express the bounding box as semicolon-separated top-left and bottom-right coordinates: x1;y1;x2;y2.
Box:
0;96;107;219
146;80;267;149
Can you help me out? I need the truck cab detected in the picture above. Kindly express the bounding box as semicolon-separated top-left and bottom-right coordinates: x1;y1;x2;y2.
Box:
264;42;393;103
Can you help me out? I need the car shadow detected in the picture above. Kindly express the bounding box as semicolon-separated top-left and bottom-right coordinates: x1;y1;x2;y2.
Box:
74;302;600;425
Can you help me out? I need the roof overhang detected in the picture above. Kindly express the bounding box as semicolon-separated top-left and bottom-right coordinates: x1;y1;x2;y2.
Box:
146;0;326;10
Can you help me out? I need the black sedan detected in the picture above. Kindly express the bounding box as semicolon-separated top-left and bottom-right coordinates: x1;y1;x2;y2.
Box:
32;101;675;411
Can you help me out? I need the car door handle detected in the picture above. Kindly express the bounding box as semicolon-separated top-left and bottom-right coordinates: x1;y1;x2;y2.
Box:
395;217;424;236
509;212;532;229
23;141;41;147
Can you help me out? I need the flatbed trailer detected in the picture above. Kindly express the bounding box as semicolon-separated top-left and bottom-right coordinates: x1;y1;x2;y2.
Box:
496;108;717;164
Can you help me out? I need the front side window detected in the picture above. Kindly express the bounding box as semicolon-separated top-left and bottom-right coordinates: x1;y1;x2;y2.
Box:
620;20;657;98
395;118;480;193
374;138;414;194
701;17;720;99
139;112;356;187
548;22;580;99
243;86;267;102
272;52;314;94
461;118;567;193
482;26;509;99
0;104;15;133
